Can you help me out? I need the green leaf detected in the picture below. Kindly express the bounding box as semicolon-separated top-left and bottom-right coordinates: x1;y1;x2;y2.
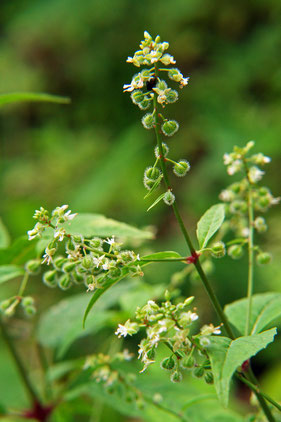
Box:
0;236;37;265
141;251;182;261
0;265;24;284
208;328;276;407
82;267;130;328
38;280;144;356
147;193;165;211
225;292;281;335
144;175;163;199
0;219;10;249
66;213;154;241
196;204;225;249
0;92;70;107
83;261;150;327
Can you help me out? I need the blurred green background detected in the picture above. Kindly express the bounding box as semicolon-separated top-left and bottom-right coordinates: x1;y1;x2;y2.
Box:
0;0;281;419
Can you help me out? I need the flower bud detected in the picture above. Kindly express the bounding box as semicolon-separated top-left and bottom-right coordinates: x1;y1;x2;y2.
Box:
211;241;226;258
0;298;14;313
21;296;34;307
164;289;171;301
25;259;41;274
163;190;175;206
130;90;144;104
141;113;155;129
193;366;204;378
138;98;151;110
89;237;103;249
24;305;37;316
54;256;68;269
144;166;161;181
228;245;244;260
256;252;272;265
82;256;93;269
181;355;195;369
72;270;84;284
166;90;178;103
43;270;57;288
63;262;76;273
168;68;182;82
143;177;155;190
254;217;267;233
161;120;179;137
108;266;122;278
173;160;190;177
58;274;72;290
204;372;214;384
170;370;183;383
160;356;175;370
154;143;169;158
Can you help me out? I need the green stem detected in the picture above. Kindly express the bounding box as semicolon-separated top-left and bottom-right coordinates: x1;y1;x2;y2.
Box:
245;180;254;336
18;271;29;297
152;85;234;340
236;372;281;414
0;318;40;404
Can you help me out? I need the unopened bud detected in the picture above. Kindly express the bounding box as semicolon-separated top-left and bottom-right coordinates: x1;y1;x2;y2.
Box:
170;370;183;383
173;160;190;177
211;241;226;258
228;245;244;260
193;366;204;378
43;270;57;288
256;252;272;265
25;259;41;274
161;120;179;137
163;190;175;206
161;356;175;370
58;274;72;290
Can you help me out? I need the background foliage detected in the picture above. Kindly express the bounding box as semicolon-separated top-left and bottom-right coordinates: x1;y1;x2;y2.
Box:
0;0;280;420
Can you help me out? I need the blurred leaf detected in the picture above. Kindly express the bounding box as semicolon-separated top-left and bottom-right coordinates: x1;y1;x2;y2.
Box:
196;204;225;249
0;402;7;415
147;193;165;211
225;293;281;336
0;219;10;249
141;251;182;260
0;92;70;107
0;265;24;284
208;328;276;407
0;236;37;265
67;213;154;241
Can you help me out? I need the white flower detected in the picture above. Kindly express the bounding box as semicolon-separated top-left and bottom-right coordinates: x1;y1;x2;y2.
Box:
227;160;242;175
104;236;115;245
92;255;105;268
115;320;138;338
248;166;264;183
179;77;189;88
64;210;77;221
219;189;234;202
54;227;66;242
87;283;95;292
27;222;45;240
223;153;232;165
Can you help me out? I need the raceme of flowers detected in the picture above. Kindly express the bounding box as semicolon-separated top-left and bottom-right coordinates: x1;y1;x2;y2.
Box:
218;142;280;264
26;205;142;292
115;293;220;383
124;31;190;209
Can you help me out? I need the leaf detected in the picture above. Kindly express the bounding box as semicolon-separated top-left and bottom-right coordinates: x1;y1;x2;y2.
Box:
147;193;165;211
0;236;37;265
196;204;225;249
225;292;281;335
144;175;163;199
141;251;182;261
0;92;70;107
38;280;143;356
0;219;10;249
66;213;154;241
83;261;150;327
208;328;276;407
82;267;130;328
0;265;24;284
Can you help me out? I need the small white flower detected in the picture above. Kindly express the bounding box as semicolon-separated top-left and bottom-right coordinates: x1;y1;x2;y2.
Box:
219;189;234;202
179;77;189;88
115;324;129;338
87;283;95;292
92;255;105;268
54;227;66;242
223;153;232;165
27;222;44;240
104;236;115;245
248;166;264;183
64;210;77;221
115;320;138;338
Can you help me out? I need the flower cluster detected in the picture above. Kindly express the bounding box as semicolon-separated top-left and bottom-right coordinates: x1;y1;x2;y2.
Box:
27;206;142;292
115;293;220;383
124;32;191;210
219;142;279;263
